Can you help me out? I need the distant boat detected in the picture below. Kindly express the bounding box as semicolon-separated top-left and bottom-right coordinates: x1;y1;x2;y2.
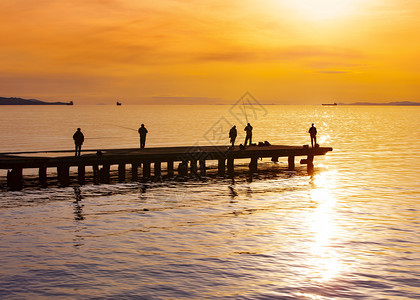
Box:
116;101;122;106
322;102;337;106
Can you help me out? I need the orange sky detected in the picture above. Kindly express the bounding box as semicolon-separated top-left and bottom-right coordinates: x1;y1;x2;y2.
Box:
0;0;419;104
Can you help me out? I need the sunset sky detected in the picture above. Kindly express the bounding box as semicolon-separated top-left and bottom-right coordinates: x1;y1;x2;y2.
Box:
1;0;419;104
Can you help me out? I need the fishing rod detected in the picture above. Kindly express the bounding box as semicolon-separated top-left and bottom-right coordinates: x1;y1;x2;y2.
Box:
242;100;249;123
106;123;138;132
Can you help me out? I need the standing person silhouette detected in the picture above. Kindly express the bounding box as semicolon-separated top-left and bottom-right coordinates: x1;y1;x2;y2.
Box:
309;123;317;148
138;124;148;149
229;125;237;148
244;123;253;147
73;128;84;156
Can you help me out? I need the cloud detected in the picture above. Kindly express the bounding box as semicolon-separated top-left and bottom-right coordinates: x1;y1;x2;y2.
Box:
317;70;350;74
194;46;363;64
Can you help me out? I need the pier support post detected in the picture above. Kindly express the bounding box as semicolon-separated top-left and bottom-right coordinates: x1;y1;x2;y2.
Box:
178;161;188;177
190;159;198;177
100;164;110;184
143;162;151;179
167;161;174;177
39;166;47;187
249;157;258;173
93;164;99;184
57;165;70;187
131;163;138;181
118;164;126;182
199;159;206;177
7;168;23;191
307;155;314;174
78;165;85;185
218;159;226;176
154;161;161;178
227;157;234;177
288;156;295;171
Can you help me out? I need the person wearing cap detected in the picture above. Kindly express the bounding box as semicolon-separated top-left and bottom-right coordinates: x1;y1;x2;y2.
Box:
73;128;84;156
308;123;317;148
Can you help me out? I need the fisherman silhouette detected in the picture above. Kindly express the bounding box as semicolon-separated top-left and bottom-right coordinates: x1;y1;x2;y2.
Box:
308;123;317;148
229;125;237;148
73;128;84;156
244;123;253;147
138;124;148;149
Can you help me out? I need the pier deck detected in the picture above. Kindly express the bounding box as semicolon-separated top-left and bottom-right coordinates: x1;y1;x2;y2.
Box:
1;145;332;190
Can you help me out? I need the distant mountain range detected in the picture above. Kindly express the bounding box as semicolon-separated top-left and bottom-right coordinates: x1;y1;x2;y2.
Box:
340;101;420;106
0;97;73;105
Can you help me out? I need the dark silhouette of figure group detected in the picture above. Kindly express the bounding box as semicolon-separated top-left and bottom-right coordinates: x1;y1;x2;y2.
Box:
72;124;149;157
228;123;253;149
72;122;318;157
228;122;319;149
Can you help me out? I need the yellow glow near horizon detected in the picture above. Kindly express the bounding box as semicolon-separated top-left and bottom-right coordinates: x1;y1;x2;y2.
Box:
281;0;365;20
0;0;419;104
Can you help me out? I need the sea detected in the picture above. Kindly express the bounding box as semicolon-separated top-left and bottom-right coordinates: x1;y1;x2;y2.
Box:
0;104;419;299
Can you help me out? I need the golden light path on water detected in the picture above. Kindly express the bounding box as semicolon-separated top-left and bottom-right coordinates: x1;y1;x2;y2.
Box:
309;171;340;282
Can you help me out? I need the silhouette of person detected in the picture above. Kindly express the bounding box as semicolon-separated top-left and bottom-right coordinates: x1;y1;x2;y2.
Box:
138;124;148;149
309;123;317;148
244;123;253;147
73;128;84;156
229;125;237;148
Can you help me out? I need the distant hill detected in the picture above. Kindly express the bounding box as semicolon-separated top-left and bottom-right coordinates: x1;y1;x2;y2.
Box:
340;101;420;106
0;97;73;105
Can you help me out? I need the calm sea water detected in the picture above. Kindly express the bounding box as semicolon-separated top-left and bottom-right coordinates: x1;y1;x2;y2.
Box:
0;105;419;299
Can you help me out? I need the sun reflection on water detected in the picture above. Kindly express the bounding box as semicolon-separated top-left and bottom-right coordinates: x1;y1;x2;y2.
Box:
307;171;342;283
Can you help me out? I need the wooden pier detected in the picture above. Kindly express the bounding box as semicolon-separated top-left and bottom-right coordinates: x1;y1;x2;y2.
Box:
0;145;332;190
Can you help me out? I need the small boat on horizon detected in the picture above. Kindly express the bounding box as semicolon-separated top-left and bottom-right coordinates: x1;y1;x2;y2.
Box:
322;102;337;106
116;101;122;106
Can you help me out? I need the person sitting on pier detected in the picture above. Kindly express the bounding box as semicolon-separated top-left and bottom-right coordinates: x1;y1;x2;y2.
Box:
73;128;84;156
308;123;317;148
229;125;237;148
244;123;253;147
138;124;148;149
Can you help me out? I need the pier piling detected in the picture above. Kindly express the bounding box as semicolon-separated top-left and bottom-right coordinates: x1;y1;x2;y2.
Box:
7;168;23;191
154;161;161;177
143;162;151;178
288;156;295;171
167;161;174;177
199;159;206;177
131;163;138;181
39;166;47;187
190;160;198;177
218;159;226;176
249;157;258;173
57;165;70;187
118;164;125;182
227;157;234;177
100;164;110;184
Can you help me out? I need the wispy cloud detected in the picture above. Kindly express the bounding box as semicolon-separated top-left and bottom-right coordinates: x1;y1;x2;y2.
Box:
317;70;350;74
